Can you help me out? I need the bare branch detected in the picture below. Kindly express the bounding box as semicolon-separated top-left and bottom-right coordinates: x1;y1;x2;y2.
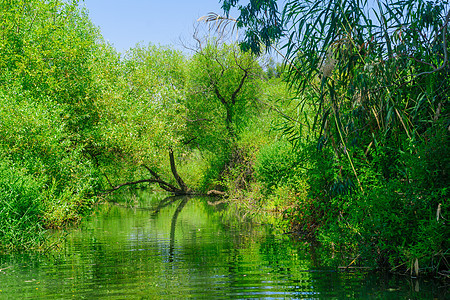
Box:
198;12;239;43
192;25;203;51
142;164;179;192
182;137;198;145
231;69;248;105
213;84;227;106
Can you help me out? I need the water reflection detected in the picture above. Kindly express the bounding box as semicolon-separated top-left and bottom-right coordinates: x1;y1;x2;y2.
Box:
168;196;189;263
0;193;447;299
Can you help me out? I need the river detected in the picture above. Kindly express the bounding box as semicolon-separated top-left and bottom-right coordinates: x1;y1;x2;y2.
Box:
0;193;446;299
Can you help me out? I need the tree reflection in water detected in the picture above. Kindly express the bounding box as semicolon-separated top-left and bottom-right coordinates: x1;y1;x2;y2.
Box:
167;197;189;262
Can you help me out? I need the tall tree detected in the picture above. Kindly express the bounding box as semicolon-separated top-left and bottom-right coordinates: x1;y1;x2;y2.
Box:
185;40;262;150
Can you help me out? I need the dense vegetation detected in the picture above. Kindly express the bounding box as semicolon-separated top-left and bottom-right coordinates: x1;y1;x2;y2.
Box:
0;0;268;251
0;0;447;277
222;0;449;276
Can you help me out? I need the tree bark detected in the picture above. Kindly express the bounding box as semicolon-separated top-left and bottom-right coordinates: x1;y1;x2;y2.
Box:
168;148;190;194
142;164;180;192
225;105;236;139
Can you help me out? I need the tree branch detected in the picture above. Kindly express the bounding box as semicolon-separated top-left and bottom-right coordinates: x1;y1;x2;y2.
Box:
182;136;198;145
142;164;180;192
213;84;228;106
100;178;168;195
231;69;249;105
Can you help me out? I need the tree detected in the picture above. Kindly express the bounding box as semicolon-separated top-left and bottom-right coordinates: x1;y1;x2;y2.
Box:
94;43;193;195
222;0;450;189
185;40;262;149
0;0;104;247
221;0;282;55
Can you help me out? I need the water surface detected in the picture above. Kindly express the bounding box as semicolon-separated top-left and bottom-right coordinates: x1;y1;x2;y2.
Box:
0;194;446;299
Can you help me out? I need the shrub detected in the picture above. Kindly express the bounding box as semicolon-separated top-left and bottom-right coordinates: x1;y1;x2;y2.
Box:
255;140;303;190
0;159;45;251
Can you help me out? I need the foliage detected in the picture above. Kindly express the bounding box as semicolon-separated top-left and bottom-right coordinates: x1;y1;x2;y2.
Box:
182;41;264;190
216;78;305;230
221;0;282;54
223;0;450;274
185;41;262;144
0;0;102;249
0;0;445;277
255;140;302;189
0;159;44;251
0;0;273;250
95;43;188;179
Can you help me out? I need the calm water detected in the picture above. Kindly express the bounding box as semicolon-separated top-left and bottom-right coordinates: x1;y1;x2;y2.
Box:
0;194;446;299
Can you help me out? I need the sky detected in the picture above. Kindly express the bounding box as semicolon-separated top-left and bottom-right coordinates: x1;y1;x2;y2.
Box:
81;0;228;53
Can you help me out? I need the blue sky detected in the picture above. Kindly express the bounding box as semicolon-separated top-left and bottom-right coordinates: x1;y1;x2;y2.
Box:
81;0;227;52
81;0;380;58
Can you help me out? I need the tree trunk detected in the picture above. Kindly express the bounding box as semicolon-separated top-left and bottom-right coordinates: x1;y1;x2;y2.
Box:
102;149;192;196
169;148;190;195
102;149;229;197
225;106;236;140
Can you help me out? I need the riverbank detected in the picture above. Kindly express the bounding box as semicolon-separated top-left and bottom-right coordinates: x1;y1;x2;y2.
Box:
217;141;449;278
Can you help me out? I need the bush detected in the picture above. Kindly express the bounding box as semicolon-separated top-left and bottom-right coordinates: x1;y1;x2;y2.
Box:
316;173;449;273
255;140;303;190
0;159;45;251
409;123;450;191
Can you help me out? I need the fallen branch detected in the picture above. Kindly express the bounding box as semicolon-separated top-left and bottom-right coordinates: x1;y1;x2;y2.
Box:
142;165;180;193
207;189;226;196
101;149;194;196
100;178;167;195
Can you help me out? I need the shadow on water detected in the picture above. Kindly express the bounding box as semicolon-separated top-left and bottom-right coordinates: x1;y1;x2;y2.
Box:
129;194;191;263
0;192;447;299
151;195;182;216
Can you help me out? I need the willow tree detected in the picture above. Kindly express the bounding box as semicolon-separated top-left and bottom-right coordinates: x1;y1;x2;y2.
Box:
220;0;449;274
221;0;449;189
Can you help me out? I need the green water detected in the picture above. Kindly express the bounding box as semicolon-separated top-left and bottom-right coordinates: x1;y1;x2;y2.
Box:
0;194;446;299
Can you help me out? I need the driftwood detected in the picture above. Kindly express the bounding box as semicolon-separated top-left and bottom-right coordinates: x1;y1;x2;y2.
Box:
102;149;192;196
101;149;229;197
207;189;225;196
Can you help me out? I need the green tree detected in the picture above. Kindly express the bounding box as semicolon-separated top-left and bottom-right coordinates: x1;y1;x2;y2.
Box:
0;0;103;248
185;40;262;148
93;43;192;194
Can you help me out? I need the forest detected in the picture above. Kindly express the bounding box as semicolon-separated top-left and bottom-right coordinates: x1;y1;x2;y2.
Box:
0;0;448;277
